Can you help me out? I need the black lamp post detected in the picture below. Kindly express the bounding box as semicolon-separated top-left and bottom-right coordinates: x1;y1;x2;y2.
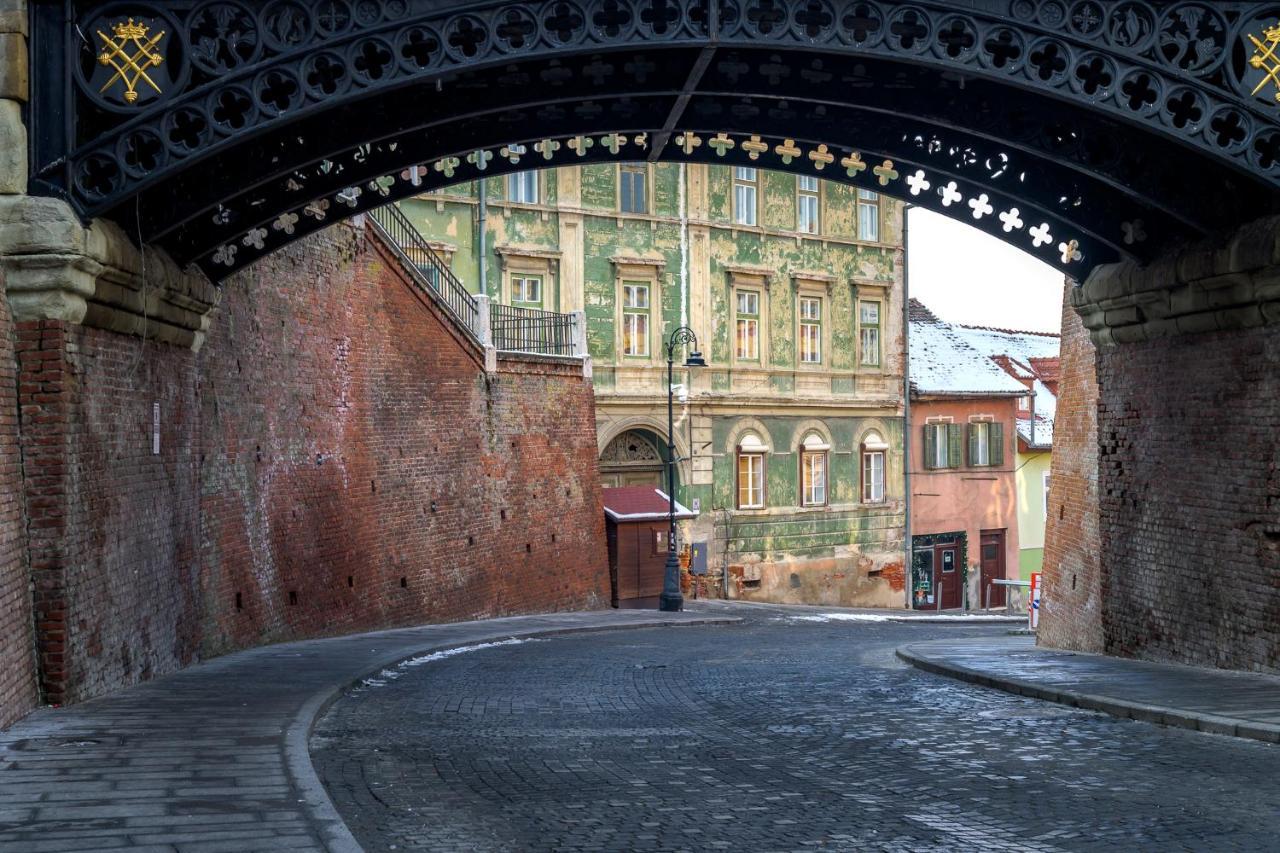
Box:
659;325;705;612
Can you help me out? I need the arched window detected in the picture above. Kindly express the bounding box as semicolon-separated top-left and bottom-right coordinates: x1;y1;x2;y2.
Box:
862;431;889;504
799;432;830;507
736;432;769;509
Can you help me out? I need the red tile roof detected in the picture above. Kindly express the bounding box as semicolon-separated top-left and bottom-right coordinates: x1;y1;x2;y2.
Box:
1028;356;1060;384
602;486;697;521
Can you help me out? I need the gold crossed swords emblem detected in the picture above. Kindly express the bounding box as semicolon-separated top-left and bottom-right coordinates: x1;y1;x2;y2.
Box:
1249;24;1280;103
97;18;165;104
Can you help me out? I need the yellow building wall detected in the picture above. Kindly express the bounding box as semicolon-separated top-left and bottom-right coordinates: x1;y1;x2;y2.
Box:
1016;449;1052;579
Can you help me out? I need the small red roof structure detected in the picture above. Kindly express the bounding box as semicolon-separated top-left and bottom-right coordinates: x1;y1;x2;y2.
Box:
602;486;697;521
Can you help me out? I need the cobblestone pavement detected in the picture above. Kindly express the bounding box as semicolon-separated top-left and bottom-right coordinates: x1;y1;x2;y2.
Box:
313;608;1280;852
0;609;729;853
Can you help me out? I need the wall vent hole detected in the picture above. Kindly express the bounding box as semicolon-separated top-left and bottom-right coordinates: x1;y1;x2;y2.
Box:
347;576;354;588
288;591;298;606
235;592;242;611
468;535;475;546
551;533;557;543
1072;574;1077;591
526;542;532;553
400;577;408;588
500;509;507;520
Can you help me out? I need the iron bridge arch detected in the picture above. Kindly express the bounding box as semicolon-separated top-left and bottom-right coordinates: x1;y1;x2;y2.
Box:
25;0;1280;281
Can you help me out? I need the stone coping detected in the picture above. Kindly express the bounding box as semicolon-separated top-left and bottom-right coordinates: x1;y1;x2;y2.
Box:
0;609;739;852
897;636;1280;745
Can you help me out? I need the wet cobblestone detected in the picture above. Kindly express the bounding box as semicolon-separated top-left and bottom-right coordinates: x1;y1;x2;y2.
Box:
311;613;1280;852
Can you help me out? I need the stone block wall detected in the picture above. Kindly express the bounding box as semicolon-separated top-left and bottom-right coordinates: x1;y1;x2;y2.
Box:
1038;280;1103;653
11;223;608;709
0;269;35;727
1094;324;1280;671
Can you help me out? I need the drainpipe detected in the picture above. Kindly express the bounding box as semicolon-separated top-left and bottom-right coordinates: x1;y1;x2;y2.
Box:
1029;385;1036;448
477;177;488;297
902;205;913;610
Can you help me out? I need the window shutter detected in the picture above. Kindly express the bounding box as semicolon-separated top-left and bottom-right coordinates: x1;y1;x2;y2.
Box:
991;422;1005;467
967;425;979;467
948;424;963;469
923;425;936;470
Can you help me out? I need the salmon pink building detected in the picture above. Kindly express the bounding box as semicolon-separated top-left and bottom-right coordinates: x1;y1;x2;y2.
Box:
908;301;1027;610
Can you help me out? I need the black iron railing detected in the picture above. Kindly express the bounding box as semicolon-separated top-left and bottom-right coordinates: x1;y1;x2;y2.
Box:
490;304;578;357
368;204;481;339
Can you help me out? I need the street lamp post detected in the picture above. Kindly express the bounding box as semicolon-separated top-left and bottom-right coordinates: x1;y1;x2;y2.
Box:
660;326;705;612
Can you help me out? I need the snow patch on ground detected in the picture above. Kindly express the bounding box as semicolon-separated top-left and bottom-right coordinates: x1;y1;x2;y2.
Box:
791;612;1022;623
356;638;538;689
792;613;893;623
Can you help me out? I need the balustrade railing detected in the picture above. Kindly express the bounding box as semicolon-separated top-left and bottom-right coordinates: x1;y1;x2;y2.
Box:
490;304;579;357
368;204;481;339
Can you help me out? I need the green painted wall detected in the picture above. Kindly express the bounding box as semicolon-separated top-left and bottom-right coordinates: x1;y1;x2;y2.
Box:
399;163;907;583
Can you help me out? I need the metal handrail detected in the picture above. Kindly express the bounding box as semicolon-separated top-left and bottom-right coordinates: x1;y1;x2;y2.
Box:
490;302;578;356
367;204;481;339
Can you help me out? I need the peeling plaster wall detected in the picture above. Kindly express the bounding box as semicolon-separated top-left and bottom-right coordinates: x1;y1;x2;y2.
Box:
402;163;907;607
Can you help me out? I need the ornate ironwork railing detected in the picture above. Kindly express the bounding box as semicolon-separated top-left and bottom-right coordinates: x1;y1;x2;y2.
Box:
367;204;481;340
490;304;578;357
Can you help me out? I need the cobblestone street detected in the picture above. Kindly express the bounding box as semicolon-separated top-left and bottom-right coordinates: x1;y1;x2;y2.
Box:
311;609;1280;852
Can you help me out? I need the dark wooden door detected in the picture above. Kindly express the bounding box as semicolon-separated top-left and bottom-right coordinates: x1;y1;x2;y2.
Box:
615;522;667;608
980;530;1007;608
935;543;961;610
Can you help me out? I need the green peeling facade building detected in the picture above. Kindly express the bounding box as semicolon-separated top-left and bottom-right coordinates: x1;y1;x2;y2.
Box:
400;162;907;606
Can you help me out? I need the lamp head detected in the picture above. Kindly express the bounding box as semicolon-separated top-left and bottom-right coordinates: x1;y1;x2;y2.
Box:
684;350;707;368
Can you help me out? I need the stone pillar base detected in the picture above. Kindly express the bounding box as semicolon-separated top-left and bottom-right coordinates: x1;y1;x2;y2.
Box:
0;196;219;351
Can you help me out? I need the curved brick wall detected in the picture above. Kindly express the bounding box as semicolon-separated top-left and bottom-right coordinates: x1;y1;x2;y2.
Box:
0;272;36;729
15;224;609;710
1039;281;1103;654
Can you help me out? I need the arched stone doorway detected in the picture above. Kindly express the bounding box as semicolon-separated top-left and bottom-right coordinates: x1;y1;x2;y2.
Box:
599;429;668;489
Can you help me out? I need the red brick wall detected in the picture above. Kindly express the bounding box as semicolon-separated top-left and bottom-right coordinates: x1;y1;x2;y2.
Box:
1094;323;1280;671
13;223;609;708
0;277;36;728
1039;281;1103;653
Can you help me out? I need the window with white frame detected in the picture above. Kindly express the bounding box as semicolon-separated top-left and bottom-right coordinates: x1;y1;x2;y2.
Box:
736;432;768;509
735;289;760;361
858;189;880;241
968;421;1005;467
799;296;822;364
797;175;820;234
508;171;539;204
511;274;542;307
620;164;647;214
799;433;829;507
862;431;889;503
733;167;758;226
859;300;881;367
621;281;650;357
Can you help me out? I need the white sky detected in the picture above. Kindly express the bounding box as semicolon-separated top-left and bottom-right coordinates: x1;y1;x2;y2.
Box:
906;207;1065;333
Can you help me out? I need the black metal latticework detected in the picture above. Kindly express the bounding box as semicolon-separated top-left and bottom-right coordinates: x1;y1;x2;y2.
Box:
26;1;1280;282
490;303;579;356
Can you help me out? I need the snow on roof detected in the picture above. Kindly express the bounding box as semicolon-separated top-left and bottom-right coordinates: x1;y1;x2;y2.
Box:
910;312;1029;396
602;486;697;522
954;324;1061;364
1015;379;1057;449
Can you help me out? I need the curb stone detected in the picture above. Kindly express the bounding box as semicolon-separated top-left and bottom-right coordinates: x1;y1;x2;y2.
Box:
291;615;743;852
896;644;1280;746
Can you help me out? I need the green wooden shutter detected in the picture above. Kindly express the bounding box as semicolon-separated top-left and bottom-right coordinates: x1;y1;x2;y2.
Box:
968;424;979;467
947;424;963;469
991;422;1005;467
923;425;936;470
